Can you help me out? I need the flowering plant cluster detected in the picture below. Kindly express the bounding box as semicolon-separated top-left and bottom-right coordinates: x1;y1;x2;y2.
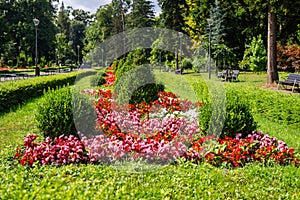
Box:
84;89;201;163
14;134;89;166
103;70;116;87
189;131;299;167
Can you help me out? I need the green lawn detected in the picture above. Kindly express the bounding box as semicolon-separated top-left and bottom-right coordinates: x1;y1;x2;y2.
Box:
0;71;300;199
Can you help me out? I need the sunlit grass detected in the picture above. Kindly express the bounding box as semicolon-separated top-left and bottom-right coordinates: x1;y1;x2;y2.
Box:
0;97;41;147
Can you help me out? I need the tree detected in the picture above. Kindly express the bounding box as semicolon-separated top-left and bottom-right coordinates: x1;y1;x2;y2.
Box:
127;0;155;28
83;4;114;54
70;9;92;65
206;0;226;75
0;0;57;66
158;0;187;32
267;1;278;84
57;2;70;40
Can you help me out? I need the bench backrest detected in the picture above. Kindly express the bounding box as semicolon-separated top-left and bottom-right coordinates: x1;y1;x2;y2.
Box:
221;70;227;75
287;73;300;82
232;70;239;77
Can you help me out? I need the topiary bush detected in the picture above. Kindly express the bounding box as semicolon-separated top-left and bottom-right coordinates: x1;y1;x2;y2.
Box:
35;86;96;139
221;88;257;138
190;78;257;138
36;86;76;139
115;65;164;105
90;71;106;87
129;83;164;105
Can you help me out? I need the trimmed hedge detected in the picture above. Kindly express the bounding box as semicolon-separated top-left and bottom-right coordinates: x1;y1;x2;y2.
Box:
0;71;92;114
189;75;299;136
225;84;300;128
35;86;96;139
90;71;106;87
189;77;257;138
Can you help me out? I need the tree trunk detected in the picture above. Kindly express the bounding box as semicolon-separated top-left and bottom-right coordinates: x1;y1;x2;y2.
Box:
267;3;279;84
175;48;179;70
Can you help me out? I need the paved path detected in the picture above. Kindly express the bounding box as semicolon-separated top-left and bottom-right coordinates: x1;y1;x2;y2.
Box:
0;69;76;82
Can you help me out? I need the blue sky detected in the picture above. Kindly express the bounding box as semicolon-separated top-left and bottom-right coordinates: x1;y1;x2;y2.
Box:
59;0;161;15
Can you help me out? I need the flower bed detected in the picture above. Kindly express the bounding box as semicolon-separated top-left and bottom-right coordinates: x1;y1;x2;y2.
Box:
14;69;299;168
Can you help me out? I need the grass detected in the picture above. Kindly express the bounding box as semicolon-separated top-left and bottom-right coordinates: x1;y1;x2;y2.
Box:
0;97;41;147
0;70;300;199
254;114;300;150
1;149;300;199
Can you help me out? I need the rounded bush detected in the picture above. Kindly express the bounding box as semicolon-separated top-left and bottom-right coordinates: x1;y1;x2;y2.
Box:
90;72;106;87
35;86;96;139
195;81;257;138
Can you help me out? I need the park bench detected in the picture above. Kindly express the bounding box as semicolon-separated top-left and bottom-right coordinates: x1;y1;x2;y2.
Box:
231;70;240;81
218;69;239;82
218;70;228;79
175;67;184;75
277;73;300;93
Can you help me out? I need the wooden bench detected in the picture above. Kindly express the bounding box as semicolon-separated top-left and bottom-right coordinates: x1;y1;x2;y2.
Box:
218;70;228;79
175;67;184;75
231;70;239;81
277;73;300;93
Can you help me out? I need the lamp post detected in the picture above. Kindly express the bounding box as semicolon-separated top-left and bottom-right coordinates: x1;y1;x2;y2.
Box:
77;45;80;67
101;48;104;67
207;18;212;79
55;48;58;66
69;41;73;71
179;32;183;65
33;18;40;76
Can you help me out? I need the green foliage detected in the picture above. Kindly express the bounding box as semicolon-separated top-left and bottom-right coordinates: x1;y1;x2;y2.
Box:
225;84;300;129
207;0;226;46
115;49;148;80
0;72;84;114
115;65;163;105
40;56;47;68
36;86;96;139
192;44;208;72
129;83;164;105
35;86;76;139
72;90;97;138
158;0;187;32
181;58;193;69
127;0;155;28
189;77;257;137
90;71;106;87
222;88;257;138
240;35;267;72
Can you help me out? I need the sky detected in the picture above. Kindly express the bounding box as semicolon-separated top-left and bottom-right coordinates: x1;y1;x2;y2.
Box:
59;0;161;15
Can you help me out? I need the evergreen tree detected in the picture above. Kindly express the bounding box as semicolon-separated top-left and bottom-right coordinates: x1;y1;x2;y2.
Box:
127;0;155;29
57;2;70;40
158;0;187;32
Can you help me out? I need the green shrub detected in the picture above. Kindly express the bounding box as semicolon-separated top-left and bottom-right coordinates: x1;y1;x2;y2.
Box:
36;87;96;139
36;87;76;139
190;78;257;137
129;83;164;105
225;84;300;128
115;65;163;105
240;34;267;72
222;88;257;138
90;72;106;87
